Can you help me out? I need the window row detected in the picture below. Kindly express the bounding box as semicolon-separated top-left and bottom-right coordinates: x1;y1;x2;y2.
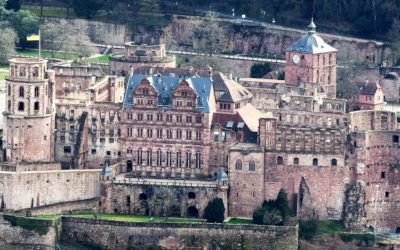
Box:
276;156;338;166
8;86;40;98
10;101;40;112
235;160;256;171
127;113;203;124
127;128;202;140
126;148;203;168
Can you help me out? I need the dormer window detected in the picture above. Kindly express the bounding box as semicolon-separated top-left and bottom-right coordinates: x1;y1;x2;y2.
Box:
181;91;188;97
143;89;149;95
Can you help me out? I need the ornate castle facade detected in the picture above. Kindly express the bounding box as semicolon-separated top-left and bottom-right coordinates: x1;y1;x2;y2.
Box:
1;21;399;232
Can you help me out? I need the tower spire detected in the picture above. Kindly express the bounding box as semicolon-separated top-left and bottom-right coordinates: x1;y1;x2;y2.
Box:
308;18;317;34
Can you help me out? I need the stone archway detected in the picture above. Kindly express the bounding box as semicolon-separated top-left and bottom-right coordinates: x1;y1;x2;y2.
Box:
127;160;133;172
187;206;199;218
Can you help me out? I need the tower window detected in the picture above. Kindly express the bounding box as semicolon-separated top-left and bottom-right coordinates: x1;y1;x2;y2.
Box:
18;102;24;111
34;86;39;97
381;172;385;179
312;158;318;166
331;159;337;166
277;156;283;165
385;192;390;198
34;102;39;111
19;86;24;97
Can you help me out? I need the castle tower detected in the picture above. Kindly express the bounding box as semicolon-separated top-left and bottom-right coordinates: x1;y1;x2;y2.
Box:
285;19;338;98
4;58;55;164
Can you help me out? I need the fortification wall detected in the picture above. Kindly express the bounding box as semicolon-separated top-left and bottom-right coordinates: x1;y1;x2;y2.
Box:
101;181;227;218
61;217;298;250
0;215;56;250
0;169;101;211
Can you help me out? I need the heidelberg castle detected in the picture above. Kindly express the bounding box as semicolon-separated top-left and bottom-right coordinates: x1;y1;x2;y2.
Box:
0;19;398;233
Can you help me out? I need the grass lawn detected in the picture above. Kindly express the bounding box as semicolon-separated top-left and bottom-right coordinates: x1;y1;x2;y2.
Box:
317;220;345;234
225;217;253;224
0;71;8;81
16;49;79;61
34;213;206;223
89;54;110;64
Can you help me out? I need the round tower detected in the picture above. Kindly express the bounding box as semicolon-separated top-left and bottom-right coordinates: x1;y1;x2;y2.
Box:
4;58;55;164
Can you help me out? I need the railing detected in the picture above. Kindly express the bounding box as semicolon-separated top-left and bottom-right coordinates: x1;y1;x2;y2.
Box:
113;178;218;188
110;53;175;63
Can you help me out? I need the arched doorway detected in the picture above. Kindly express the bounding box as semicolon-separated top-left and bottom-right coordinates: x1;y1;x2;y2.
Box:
187;206;199;218
127;160;133;172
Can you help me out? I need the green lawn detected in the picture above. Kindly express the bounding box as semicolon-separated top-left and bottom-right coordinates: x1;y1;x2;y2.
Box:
34;213;206;223
0;71;8;81
317;220;345;234
89;54;110;64
16;49;79;61
225;217;253;224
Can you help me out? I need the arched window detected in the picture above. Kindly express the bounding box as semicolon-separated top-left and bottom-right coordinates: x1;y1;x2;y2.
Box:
188;192;196;199
331;159;337;166
7;85;11;96
293;158;299;165
19;86;24;97
277;156;283;165
139;193;147;201
249;160;256;171
235;160;242;170
34;86;39;97
312;158;318;166
127;147;132;154
18;102;24;111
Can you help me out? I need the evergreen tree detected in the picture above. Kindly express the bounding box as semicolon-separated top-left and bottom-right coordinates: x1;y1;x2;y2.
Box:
250;63;272;78
276;188;291;223
5;0;21;11
72;0;103;19
204;197;225;223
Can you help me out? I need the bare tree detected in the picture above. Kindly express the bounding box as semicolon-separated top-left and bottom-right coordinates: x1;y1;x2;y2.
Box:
192;11;228;56
41;20;96;60
0;25;16;64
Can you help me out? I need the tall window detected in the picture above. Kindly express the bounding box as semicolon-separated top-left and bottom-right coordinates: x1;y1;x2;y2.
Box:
176;151;182;167
167;150;172;167
277;156;283;165
8;100;11;111
186;151;192;168
156;149;162;166
34;86;39;97
137;148;143;165
19;86;24;97
33;67;39;77
312;158;318;166
7;85;11;96
235;160;242;170
195;151;202;168
18;102;24;111
249;160;255;171
146;149;152;166
34;102;39;111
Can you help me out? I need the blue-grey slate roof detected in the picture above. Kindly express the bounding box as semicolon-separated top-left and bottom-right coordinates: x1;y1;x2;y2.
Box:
123;74;213;113
286;20;337;54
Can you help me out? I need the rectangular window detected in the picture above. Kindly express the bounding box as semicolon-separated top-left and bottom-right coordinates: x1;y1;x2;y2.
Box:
187;101;192;107
138;113;143;121
196;116;202;124
214;132;219;142
147;114;153;121
127;113;133;120
106;151;111;156
167;130;173;139
100;138;105;143
195;131;202;140
137;128;143;138
186;116;192;123
147;129;153;138
176;115;182;123
186;130;192;140
381;171;386;179
176;130;182;139
91;149;96;154
127;128;133;137
157;114;163;122
157;129;162;139
64;146;71;153
167;115;173;122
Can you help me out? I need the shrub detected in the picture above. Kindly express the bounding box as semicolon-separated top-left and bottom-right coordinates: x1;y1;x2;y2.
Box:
250;63;272;78
204;198;225;223
262;209;282;225
253;207;266;225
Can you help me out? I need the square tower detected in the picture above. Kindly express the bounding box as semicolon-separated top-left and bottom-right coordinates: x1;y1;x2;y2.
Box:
285;19;337;98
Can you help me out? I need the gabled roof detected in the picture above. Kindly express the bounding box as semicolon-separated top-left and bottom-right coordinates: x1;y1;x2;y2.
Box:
286;19;337;54
352;81;380;95
123;74;213;113
237;103;263;132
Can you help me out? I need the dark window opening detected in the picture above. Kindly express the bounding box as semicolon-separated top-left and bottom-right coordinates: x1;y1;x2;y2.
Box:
277;156;283;165
18;102;24;111
188;192;196;199
293;158;299;165
312;158;318;166
64;146;71;153
393;135;399;143
385;192;390;198
381;171;386;179
34;102;39;111
139;193;147;201
331;159;337;166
